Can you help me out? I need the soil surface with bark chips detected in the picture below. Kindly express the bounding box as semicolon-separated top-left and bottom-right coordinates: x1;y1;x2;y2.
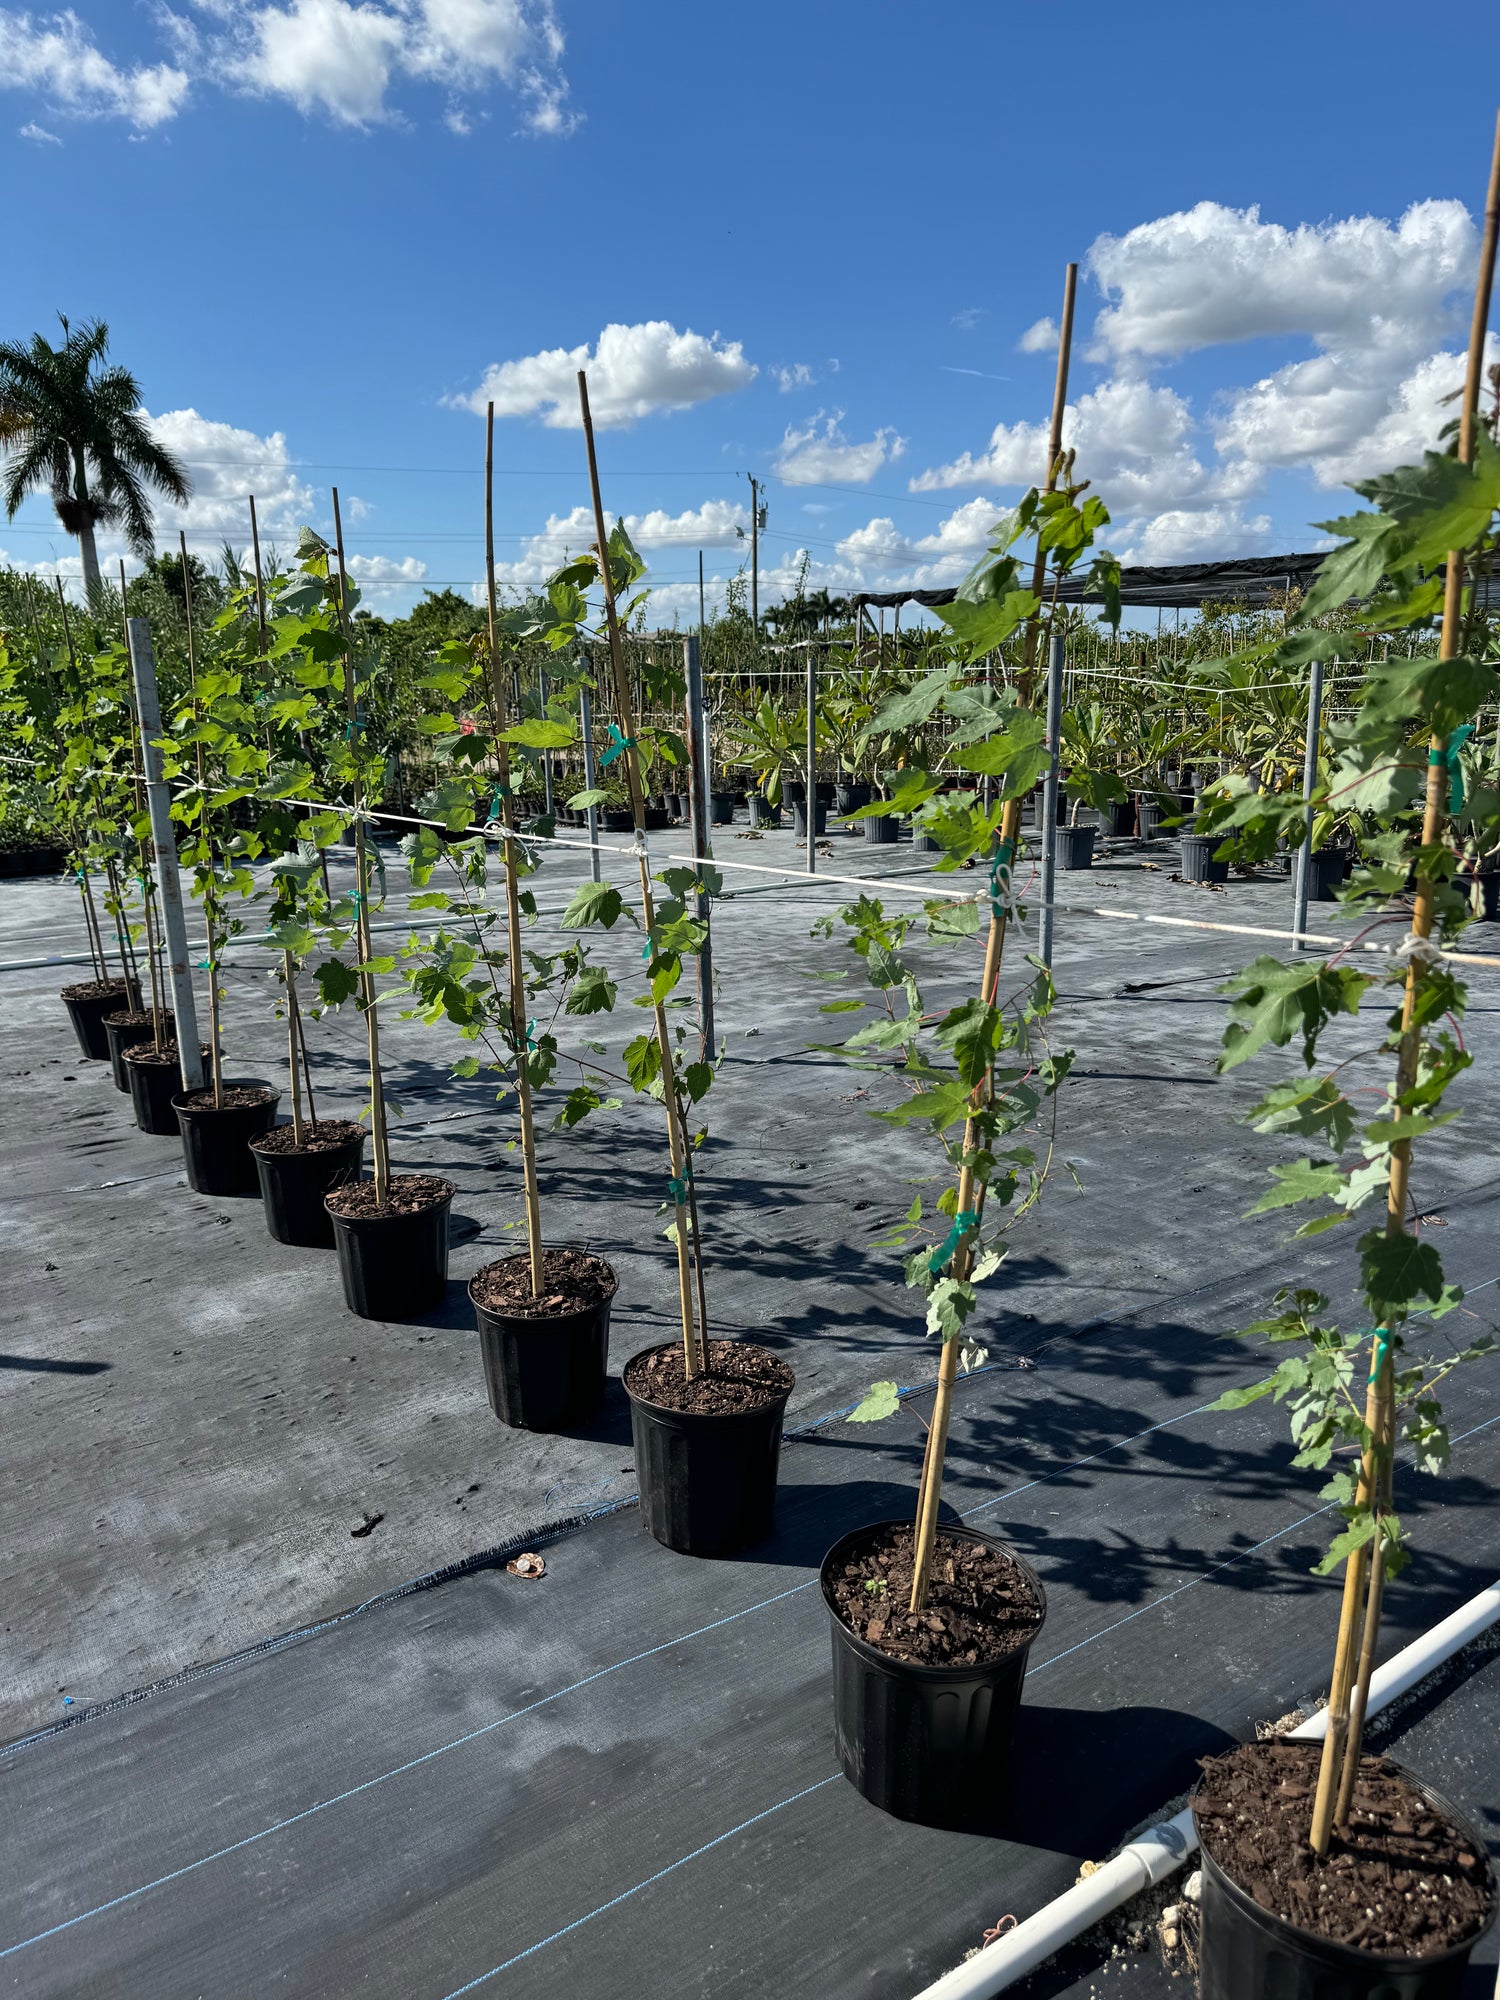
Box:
624;1339;793;1416
1194;1738;1496;1955
826;1522;1044;1668
324;1172;455;1219
470;1247;616;1318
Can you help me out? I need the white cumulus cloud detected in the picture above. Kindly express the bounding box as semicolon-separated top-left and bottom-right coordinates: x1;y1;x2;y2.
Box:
459;321;756;429
138;407;317;540
1017;317;1058;355
774;412;905;486
0;10;190;126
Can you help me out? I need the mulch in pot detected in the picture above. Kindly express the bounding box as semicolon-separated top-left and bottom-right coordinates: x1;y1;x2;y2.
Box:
176;1085;278;1112
61;977;133;1002
825;1521;1043;1668
624;1338;792;1417
325;1173;454;1219
1194;1738;1495;1955
102;1009;166;1031
470;1247;615;1318
252;1118;365;1156
123;1041;210;1067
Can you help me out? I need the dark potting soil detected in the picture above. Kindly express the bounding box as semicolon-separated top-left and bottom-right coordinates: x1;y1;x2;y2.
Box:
1194;1739;1496;1955
103;1010;171;1031
825;1522;1043;1668
252;1119;365;1157
177;1086;277;1112
122;1041;211;1068
624;1339;793;1417
324;1173;455;1220
470;1247;615;1319
60;978;132;1002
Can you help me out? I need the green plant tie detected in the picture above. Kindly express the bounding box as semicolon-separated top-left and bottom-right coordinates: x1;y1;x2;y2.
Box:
1430;725;1474;813
928;1208;979;1274
525;1016;537;1050
988;837;1016;924
485;783;511;824
668;1171;692;1204
1368;1325;1392;1384
599;724;637;769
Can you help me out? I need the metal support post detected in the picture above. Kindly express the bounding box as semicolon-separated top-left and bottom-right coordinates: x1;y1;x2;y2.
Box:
539;668;553;817
127;617;205;1090
1291;654;1325;951
683;635;716;1058
805;643;817;874
579;678;601;884
1038;633;1065;969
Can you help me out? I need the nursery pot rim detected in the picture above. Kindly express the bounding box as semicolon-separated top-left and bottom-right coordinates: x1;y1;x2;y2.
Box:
323;1173;457;1220
622;1337;794;1425
468;1243;619;1319
246;1119;365;1159
170;1075;279;1115
1189;1748;1498;1967
819;1515;1048;1681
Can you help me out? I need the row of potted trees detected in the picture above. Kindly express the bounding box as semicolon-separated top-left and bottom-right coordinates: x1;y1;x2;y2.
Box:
7;318;1499;1991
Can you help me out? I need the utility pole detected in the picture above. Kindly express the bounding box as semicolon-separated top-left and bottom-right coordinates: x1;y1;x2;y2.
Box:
748;474;760;631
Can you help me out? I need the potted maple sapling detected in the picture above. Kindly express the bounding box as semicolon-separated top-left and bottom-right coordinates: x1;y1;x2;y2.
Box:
816;346;1123;1823
308;504;456;1319
1189;188;1500;1991
550;369;795;1553
229;539;369;1243
155;537;278;1191
393;415;623;1426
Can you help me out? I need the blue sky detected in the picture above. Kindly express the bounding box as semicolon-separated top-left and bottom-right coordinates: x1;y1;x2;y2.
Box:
3;1;1497;619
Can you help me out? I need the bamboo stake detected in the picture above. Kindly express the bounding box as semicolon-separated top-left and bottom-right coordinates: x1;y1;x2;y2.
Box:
483;404;546;1294
179;535;223;1107
331;491;390;1206
1311;108;1500;1855
908;264;1078;1614
578;369;705;1378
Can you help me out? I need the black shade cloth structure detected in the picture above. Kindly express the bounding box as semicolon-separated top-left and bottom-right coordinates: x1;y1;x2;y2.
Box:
4;1216;1499;2000
849;548;1500;614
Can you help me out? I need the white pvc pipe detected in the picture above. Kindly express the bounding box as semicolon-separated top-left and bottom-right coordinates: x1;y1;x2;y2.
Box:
911;1579;1500;2000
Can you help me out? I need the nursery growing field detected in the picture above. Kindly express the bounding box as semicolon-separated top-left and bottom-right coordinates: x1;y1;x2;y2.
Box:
3;818;1498;1995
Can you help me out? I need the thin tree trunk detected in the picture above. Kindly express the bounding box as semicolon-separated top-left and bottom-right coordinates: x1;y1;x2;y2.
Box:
71;448;101;605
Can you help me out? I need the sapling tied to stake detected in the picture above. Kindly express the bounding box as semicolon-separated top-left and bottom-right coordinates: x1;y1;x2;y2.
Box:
827;267;1123;1618
1197;119;1500;1865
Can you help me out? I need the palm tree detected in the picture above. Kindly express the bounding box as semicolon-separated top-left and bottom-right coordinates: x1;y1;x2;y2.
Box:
0;315;190;602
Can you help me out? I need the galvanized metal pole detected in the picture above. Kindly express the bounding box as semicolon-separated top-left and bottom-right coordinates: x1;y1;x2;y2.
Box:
539;667;553;817
805;641;817;874
579;678;601;884
1292;654;1325;951
684;635;716;1058
1038;633;1065;968
127;617;205;1090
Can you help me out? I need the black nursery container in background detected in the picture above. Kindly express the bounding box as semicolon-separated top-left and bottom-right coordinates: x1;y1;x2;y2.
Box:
623;1341;793;1556
1055;823;1096;870
103;1010;172;1092
173;1078;279;1195
471;1248;618;1431
326;1176;455;1319
250;1121;366;1247
1180;831;1230;883
61;976;139;1060
123;1042;211;1135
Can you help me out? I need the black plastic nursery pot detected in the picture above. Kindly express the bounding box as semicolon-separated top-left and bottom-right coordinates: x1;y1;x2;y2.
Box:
747;794;781;828
1192;1759;1497;2000
836;781;873;813
1136;793;1162;839
61;976;139;1061
1462;868;1500;921
1180;832;1230;884
791;800;829;838
173;1078;280;1196
326;1175;456;1320
1106;797;1136;837
123;1042;211;1136
623;1341;793;1556
470;1248;618;1431
103;1011;173;1092
1056;823;1096;870
820;1519;1047;1828
863;813;899;844
1306;845;1347;902
709;791;735;825
600;808;633;832
249;1121;366;1247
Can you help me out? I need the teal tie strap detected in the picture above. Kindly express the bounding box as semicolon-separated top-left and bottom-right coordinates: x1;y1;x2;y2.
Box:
929;1208;978;1275
599;724;637;769
1431;725;1474;813
1367;1325;1392;1385
988;836;1015;924
668;1171;692;1204
485;783;510;824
